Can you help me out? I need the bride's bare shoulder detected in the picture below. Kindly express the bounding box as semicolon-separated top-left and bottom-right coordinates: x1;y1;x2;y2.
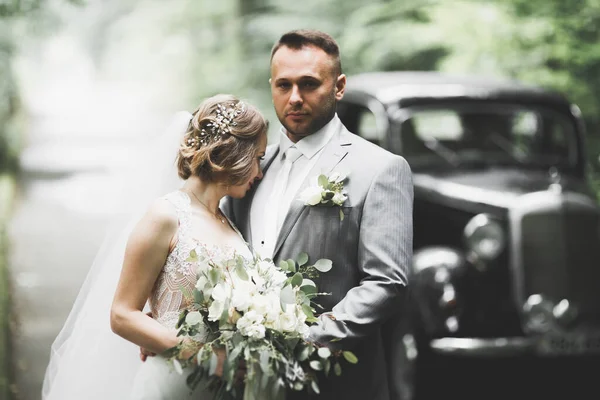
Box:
136;197;179;234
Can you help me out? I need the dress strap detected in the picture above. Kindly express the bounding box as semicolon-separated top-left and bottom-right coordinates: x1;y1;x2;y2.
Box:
163;191;193;240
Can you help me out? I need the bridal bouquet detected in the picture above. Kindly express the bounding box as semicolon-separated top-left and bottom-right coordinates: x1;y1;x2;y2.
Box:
165;249;357;400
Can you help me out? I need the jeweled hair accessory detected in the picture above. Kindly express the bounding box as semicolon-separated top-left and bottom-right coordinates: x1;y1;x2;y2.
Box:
186;101;246;148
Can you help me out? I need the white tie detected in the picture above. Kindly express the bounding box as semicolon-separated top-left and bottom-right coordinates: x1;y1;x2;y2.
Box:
261;146;303;258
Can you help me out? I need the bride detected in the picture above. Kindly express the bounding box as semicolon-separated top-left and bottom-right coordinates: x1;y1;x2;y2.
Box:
42;94;268;399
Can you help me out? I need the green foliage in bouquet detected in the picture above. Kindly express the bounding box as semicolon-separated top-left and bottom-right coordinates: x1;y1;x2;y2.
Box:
165;250;357;400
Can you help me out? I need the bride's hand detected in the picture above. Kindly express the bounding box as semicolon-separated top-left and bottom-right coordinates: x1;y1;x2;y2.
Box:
140;346;156;362
139;311;156;362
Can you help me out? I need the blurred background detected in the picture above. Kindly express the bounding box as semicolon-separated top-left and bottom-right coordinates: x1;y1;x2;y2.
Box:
1;0;600;399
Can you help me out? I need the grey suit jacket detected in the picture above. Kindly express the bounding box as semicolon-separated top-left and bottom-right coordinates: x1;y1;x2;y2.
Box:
223;123;413;400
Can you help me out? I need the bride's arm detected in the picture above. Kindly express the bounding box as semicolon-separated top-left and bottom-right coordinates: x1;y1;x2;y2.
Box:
110;198;182;355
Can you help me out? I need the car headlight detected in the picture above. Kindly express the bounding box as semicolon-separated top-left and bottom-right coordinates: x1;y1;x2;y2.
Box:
463;213;505;260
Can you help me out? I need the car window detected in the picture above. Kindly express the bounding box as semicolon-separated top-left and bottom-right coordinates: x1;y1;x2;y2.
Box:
411;111;463;140
400;105;577;168
337;102;383;146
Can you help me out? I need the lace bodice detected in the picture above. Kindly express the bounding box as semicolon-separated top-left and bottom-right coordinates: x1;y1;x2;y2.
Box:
149;191;252;329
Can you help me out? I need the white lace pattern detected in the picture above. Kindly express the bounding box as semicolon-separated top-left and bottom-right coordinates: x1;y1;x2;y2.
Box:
149;191;250;329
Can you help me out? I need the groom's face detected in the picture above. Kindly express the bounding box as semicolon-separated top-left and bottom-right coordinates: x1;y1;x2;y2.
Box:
270;45;346;142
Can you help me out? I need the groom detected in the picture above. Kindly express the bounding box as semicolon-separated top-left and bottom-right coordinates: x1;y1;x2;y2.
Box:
225;29;413;400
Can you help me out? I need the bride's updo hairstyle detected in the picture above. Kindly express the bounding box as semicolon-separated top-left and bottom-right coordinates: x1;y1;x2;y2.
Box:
177;94;268;184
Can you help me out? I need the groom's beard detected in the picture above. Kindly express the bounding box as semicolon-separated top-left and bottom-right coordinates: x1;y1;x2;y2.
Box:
281;98;337;140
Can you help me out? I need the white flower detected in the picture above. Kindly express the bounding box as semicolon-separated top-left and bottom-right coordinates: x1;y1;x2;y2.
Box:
270;269;288;287
211;283;230;303
332;192;347;206
278;304;299;332
208;283;230;321
208;300;225;321
298;186;323;206
231;281;254;312
236;310;266;339
195;276;212;298
297;171;348;209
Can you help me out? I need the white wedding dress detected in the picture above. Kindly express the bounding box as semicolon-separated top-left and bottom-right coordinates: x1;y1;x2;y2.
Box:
42;112;256;400
128;190;253;399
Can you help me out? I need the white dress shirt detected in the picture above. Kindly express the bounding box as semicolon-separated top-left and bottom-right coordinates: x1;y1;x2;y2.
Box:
251;115;341;257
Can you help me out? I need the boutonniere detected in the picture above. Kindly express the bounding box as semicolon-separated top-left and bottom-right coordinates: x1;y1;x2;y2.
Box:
298;171;348;220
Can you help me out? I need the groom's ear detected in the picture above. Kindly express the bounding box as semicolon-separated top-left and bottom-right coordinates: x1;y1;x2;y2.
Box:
335;74;346;100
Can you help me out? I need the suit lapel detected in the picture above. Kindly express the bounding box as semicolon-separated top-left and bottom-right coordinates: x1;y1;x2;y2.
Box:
272;128;352;258
237;144;280;247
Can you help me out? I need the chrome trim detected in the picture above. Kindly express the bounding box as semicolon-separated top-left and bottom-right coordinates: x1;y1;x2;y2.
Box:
463;213;505;260
414;174;519;209
430;337;534;357
508;190;600;320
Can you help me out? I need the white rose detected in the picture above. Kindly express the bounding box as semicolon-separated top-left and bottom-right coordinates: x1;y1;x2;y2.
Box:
250;294;270;317
278;304;298;332
195;276;208;291
298;186;323;206
269;270;288;287
211;283;230;303
265;292;283;322
332;192;347;206
250;273;266;291
195;275;213;298
208;300;225;322
236;310;266;339
231;286;253;312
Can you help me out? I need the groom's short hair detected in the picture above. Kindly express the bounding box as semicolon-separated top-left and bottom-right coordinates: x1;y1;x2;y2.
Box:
271;29;342;76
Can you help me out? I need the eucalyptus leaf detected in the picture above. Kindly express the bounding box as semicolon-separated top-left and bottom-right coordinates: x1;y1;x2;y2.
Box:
339;208;345;221
185;311;203;326
301;278;316;287
334;362;342;376
324;359;331;376
194;290;204;304
314;259;333;272
279;260;291;272
291;272;303;287
229;346;242;362
209;351;219;376
297;252;309;266
310;360;323;371
259;350;270;373
286;258;297;273
177;310;188;328
301;284;317;296
311;380;321;394
187;249;198;262
297;345;310;362
235;262;249;281
301;304;315;319
209;268;220;285
280;284;296;305
343;351;359;364
318;174;330;188
317;347;331;359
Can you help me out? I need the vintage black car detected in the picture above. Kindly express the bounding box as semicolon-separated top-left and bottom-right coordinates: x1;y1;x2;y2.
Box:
337;71;600;399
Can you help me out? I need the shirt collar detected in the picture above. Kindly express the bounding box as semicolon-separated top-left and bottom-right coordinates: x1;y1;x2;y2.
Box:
278;114;340;160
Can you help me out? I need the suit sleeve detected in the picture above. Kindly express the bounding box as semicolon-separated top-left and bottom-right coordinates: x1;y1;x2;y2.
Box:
308;156;413;350
220;196;236;224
